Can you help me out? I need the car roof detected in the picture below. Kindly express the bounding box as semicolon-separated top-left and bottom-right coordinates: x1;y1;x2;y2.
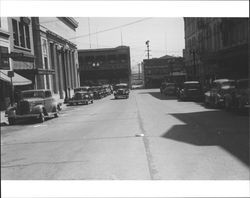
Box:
22;89;50;93
184;81;200;84
213;79;234;83
115;83;128;86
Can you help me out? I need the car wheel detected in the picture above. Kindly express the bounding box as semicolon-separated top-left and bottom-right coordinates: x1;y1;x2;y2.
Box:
38;112;45;123
8;118;15;125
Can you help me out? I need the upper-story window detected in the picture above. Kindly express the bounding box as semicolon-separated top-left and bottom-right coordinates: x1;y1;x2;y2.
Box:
12;18;31;50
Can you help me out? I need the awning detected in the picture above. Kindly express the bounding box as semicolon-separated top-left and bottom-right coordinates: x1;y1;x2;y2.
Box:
0;70;32;86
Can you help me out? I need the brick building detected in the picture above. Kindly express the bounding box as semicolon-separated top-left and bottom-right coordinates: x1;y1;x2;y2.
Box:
143;55;186;88
183;18;249;84
78;46;131;86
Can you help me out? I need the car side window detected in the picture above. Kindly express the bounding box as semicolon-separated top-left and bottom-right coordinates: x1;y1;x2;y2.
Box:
45;91;52;98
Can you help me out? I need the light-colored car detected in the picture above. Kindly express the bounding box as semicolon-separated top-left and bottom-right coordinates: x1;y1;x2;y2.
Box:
6;89;60;125
113;83;129;99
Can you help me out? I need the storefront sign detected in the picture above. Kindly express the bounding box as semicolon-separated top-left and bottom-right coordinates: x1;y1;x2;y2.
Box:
36;68;55;75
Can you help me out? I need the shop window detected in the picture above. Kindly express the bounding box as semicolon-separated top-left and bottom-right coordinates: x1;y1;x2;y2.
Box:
0;46;10;70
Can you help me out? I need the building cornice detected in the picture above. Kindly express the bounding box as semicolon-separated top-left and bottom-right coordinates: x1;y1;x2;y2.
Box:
0;29;11;39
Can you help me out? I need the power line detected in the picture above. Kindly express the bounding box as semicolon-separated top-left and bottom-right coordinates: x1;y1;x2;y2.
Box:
68;18;152;40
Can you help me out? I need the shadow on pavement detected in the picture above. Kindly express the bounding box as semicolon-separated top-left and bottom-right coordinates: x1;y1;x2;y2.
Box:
162;111;249;166
140;91;177;100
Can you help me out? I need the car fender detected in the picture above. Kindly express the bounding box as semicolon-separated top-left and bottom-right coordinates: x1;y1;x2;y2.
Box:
31;105;44;114
6;106;16;117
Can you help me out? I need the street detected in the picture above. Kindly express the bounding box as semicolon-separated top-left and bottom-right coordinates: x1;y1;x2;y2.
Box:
1;89;249;179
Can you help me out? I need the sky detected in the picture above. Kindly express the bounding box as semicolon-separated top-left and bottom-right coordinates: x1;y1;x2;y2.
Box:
73;18;185;72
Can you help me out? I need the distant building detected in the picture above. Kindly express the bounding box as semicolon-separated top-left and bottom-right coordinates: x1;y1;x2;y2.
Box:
78;46;131;86
143;55;186;88
183;18;249;84
32;17;80;100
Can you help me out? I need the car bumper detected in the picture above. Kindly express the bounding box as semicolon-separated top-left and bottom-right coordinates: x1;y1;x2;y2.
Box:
115;94;128;98
8;114;40;119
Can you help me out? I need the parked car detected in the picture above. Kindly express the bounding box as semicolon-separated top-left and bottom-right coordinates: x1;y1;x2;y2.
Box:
74;86;94;100
6;89;60;125
113;83;130;99
68;91;93;105
204;79;235;108
179;81;203;101
224;79;249;111
160;82;167;94
89;86;102;99
162;83;177;96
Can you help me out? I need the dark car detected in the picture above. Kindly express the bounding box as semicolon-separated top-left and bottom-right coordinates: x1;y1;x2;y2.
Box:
162;83;177;96
224;79;249;111
179;81;203;101
160;82;167;94
74;86;94;100
68;92;93;105
113;83;129;99
6;89;60;125
89;86;102;99
204;79;235;108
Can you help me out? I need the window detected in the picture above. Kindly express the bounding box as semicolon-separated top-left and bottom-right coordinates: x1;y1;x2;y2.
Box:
12;19;19;46
25;25;30;49
19;22;25;47
45;91;52;98
12;19;31;49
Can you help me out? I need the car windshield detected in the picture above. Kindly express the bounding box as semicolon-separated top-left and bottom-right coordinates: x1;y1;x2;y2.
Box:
22;91;44;98
221;81;235;88
74;87;89;92
166;84;175;88
184;83;200;89
114;85;128;90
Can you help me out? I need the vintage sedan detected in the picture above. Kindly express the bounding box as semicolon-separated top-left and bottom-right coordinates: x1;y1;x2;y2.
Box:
204;79;235;108
6;89;59;125
163;83;177;96
224;79;249;111
74;86;94;100
113;83;129;99
179;81;203;101
68;92;93;105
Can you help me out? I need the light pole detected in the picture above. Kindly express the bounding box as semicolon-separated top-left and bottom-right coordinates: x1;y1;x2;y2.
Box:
145;40;150;59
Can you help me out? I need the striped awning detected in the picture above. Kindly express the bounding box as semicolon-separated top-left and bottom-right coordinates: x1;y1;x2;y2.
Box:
0;70;32;86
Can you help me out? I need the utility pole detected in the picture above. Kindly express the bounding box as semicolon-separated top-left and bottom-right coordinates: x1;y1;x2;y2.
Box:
88;18;91;48
145;40;150;59
138;63;141;80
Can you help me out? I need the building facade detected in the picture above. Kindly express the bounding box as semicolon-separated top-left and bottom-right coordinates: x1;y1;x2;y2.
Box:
143;55;186;88
183;18;249;84
32;17;80;100
0;17;33;110
0;17;12;110
78;46;131;86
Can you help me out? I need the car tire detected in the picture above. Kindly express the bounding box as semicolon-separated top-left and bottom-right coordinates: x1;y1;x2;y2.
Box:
8;118;15;125
38;112;45;123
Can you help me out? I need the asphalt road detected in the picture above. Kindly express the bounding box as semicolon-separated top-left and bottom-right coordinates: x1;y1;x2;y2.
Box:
1;89;249;179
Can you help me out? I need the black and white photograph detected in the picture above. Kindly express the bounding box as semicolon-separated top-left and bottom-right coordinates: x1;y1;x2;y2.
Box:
0;1;249;198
